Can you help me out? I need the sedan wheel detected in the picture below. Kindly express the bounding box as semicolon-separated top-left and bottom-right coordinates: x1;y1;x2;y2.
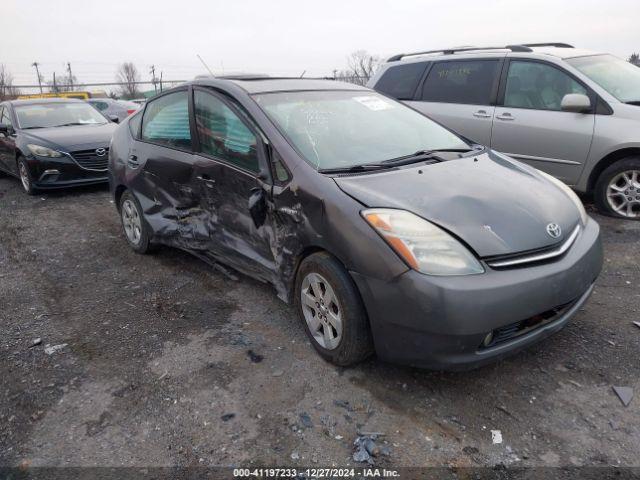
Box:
121;199;142;245
606;170;640;218
18;158;36;195
119;190;152;253
300;272;343;350
295;252;373;366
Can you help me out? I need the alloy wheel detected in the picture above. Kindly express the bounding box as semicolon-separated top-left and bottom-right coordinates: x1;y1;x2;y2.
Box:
300;272;343;350
19;162;31;192
606;170;640;218
121;199;142;245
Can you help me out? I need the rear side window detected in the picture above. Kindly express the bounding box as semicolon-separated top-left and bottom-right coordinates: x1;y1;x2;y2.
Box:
421;60;500;105
141;90;191;149
375;62;428;99
91;101;109;111
194;90;259;173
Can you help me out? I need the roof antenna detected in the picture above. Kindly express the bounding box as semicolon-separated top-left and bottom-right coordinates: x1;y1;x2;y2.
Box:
299;70;306;78
197;54;215;77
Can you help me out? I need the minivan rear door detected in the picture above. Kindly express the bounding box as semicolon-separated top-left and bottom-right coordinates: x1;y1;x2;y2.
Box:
490;59;595;184
405;58;503;146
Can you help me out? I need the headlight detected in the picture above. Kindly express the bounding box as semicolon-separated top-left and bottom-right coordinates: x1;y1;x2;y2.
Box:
536;169;588;226
362;208;484;276
27;144;63;158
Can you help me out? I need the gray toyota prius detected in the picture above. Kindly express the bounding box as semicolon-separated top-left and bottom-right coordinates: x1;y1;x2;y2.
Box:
108;77;603;370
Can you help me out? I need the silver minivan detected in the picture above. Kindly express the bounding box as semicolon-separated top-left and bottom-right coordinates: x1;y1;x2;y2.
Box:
368;43;640;219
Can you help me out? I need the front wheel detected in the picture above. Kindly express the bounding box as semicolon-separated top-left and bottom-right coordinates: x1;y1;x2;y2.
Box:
594;158;640;220
18;157;37;195
295;252;373;366
119;190;153;253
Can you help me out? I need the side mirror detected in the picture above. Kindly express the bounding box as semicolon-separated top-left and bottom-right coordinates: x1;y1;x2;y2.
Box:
109;115;120;124
248;187;268;229
561;93;591;113
0;123;9;135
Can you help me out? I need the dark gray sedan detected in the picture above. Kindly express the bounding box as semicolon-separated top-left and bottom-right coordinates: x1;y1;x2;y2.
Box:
108;77;603;370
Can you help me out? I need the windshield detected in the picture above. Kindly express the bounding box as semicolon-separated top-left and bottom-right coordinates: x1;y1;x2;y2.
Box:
15;102;108;129
567;54;640;103
253;90;469;170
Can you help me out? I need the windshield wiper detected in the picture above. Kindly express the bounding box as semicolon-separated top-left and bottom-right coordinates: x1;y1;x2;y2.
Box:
52;122;91;127
626;100;640;106
318;163;390;174
381;148;474;166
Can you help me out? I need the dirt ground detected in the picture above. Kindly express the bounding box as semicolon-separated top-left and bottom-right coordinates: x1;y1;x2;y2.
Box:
1;175;639;474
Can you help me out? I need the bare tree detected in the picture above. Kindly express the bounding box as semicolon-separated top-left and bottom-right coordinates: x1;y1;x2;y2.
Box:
116;62;141;99
629;53;640;67
335;50;382;86
0;64;20;100
46;73;80;93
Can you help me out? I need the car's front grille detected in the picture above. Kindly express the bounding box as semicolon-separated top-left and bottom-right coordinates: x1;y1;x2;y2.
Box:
485;225;581;269
70;148;109;171
481;298;578;348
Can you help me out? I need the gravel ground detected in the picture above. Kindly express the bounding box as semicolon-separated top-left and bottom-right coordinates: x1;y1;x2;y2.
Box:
1;175;639;473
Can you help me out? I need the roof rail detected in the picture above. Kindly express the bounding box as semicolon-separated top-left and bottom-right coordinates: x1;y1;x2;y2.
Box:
387;45;533;62
521;42;574;49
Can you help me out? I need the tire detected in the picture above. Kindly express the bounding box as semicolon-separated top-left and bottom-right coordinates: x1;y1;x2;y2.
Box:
17;157;37;195
119;190;153;253
295;252;373;366
594;157;640;220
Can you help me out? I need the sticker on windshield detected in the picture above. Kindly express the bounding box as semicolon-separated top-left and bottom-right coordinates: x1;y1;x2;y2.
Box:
353;96;393;111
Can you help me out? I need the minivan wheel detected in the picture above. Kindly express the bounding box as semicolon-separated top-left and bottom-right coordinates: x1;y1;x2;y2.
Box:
119;190;152;253
18;157;36;195
295;252;373;366
595;157;640;219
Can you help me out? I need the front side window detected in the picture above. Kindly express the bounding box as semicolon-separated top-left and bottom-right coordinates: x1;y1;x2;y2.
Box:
15;102;108;129
0;106;12;127
504;61;588;111
421;60;500;105
90;101;109;111
375;62;428;100
254;90;468;170
141;90;191;149
194;90;259;173
567;54;640;104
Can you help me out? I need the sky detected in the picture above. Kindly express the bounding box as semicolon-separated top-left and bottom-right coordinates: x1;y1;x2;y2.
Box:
1;0;639;90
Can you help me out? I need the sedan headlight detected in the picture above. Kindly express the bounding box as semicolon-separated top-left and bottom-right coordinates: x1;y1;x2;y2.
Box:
27;144;63;158
536;169;588;226
362;208;484;276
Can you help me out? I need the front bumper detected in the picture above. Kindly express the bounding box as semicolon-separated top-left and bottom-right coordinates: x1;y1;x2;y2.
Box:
26;154;108;189
350;218;603;370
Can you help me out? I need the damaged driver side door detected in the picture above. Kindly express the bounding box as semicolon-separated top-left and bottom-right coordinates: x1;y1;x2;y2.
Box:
191;88;276;281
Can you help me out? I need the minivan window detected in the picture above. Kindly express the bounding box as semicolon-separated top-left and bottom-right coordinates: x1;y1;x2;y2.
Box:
194;90;259;173
141;90;191;149
254;90;468;170
421;60;500;105
567;54;640;104
504;61;588;111
375;62;428;99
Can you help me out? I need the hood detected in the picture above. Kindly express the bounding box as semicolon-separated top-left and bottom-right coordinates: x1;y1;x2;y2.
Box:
21;123;117;151
334;151;581;257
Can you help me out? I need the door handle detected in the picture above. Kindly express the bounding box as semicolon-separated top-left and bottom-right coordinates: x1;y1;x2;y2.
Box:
127;154;139;168
496;112;515;121
473;110;492;118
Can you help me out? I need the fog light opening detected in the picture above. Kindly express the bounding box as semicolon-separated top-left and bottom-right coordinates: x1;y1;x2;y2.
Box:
482;332;494;347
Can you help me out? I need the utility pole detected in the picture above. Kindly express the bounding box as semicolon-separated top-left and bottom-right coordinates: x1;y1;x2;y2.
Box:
149;65;157;93
66;62;74;90
32;62;43;93
159;71;163;93
53;72;57;93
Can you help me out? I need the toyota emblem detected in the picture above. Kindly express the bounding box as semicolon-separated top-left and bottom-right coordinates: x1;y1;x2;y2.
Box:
95;148;106;157
546;223;562;239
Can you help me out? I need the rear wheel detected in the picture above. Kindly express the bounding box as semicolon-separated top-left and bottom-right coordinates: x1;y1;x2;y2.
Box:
295;252;373;366
17;157;36;195
594;157;640;219
119;190;152;253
